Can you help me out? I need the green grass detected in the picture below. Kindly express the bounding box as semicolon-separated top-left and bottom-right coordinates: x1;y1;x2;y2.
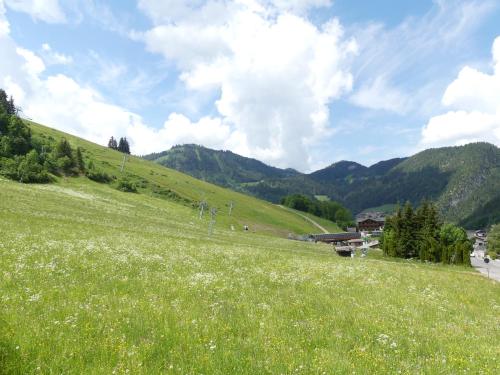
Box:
284;207;342;233
1;176;499;374
314;195;330;202
0;122;499;374
362;203;398;215
27;121;327;237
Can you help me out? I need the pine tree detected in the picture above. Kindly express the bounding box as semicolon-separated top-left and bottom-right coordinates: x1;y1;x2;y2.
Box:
108;136;118;150
76;147;85;173
399;202;416;258
118;137;125;153
117;137;131;154
122;137;130;154
7;96;16;116
0;89;8;114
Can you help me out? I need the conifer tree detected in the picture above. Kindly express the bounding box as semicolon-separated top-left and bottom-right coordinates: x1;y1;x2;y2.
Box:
76;147;85;173
7;96;16;115
108;136;118;150
399;202;416;258
118;137;130;154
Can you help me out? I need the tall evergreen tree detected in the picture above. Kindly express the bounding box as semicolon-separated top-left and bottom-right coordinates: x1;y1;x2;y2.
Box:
7;96;16;115
108;136;118;150
76;147;85;173
117;137;130;154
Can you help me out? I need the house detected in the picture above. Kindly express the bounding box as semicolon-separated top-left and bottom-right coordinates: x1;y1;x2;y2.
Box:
356;212;386;232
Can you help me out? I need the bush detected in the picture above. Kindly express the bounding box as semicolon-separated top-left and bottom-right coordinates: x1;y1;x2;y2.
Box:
116;178;137;193
86;168;113;183
17;150;50;183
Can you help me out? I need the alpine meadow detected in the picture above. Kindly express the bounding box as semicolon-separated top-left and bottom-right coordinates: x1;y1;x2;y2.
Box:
1;1;500;374
0;117;498;374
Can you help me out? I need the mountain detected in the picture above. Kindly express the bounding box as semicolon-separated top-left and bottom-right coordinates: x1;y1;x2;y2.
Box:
143;144;299;190
144;142;500;228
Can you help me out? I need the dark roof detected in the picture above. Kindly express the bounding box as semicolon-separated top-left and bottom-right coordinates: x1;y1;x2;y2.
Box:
313;232;361;242
356;212;386;224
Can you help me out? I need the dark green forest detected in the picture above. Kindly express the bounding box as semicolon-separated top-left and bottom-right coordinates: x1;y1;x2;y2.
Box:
0;89;86;183
382;201;472;265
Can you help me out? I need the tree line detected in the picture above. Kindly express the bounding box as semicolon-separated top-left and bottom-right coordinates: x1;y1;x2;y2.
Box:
382;201;471;265
108;136;130;154
280;194;354;229
487;224;500;260
0;89;88;182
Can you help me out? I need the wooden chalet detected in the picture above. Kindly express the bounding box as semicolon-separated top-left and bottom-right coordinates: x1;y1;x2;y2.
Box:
356;212;386;232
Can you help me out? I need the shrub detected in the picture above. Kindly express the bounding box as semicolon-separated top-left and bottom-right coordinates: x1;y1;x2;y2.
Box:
116;178;137;193
86;168;113;183
17;150;50;183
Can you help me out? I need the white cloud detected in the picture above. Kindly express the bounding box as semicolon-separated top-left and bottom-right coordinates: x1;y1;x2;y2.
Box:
350;76;410;114
40;43;73;65
350;0;496;116
0;25;236;156
137;0;356;170
4;0;66;23
421;36;500;148
0;0;10;36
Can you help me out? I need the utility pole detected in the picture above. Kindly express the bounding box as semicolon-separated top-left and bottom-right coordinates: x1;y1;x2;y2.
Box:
208;207;217;236
199;201;207;219
120;154;127;172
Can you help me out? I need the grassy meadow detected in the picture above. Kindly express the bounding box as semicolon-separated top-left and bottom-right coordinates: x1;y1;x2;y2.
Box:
1;175;499;374
24;122;329;238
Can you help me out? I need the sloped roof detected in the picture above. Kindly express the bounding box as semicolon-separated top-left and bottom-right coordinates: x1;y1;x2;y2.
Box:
356;212;386;223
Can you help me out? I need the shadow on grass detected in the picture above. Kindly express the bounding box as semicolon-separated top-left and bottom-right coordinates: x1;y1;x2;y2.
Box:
0;317;24;375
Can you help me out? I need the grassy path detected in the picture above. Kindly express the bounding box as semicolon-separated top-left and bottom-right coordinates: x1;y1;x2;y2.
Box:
277;205;329;233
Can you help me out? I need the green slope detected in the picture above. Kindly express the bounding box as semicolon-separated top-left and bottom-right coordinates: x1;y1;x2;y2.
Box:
24;121;328;237
1;173;499;374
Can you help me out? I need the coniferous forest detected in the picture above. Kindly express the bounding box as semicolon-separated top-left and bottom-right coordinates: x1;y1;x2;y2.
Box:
382;201;472;265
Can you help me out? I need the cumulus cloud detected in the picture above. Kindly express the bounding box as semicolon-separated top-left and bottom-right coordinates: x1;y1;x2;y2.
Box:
137;0;356;169
0;17;233;156
420;36;500;148
0;0;9;36
4;0;66;23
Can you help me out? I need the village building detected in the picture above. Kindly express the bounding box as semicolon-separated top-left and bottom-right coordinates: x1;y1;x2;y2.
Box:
312;232;361;244
356;212;386;232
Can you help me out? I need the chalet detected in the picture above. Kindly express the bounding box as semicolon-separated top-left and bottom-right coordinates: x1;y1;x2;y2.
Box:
356;212;386;232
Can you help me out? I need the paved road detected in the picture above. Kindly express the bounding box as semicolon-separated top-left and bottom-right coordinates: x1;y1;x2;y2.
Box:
277;205;329;234
471;257;500;282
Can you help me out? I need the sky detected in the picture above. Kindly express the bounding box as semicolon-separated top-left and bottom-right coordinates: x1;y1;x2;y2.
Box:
0;0;499;172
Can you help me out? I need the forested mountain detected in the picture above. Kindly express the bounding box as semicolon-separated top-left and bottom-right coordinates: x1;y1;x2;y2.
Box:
144;142;500;228
143;144;299;189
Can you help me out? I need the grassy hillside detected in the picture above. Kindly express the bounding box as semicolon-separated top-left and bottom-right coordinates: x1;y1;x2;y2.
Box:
1;175;499;374
24;121;328;237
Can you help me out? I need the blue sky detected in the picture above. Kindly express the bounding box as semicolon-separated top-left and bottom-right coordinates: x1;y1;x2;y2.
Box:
0;0;499;172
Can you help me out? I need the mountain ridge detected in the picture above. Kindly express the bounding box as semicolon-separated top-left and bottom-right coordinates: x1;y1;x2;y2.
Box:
143;142;500;228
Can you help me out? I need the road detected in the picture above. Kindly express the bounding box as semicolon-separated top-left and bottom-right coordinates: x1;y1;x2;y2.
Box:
277;205;329;234
471;257;500;282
